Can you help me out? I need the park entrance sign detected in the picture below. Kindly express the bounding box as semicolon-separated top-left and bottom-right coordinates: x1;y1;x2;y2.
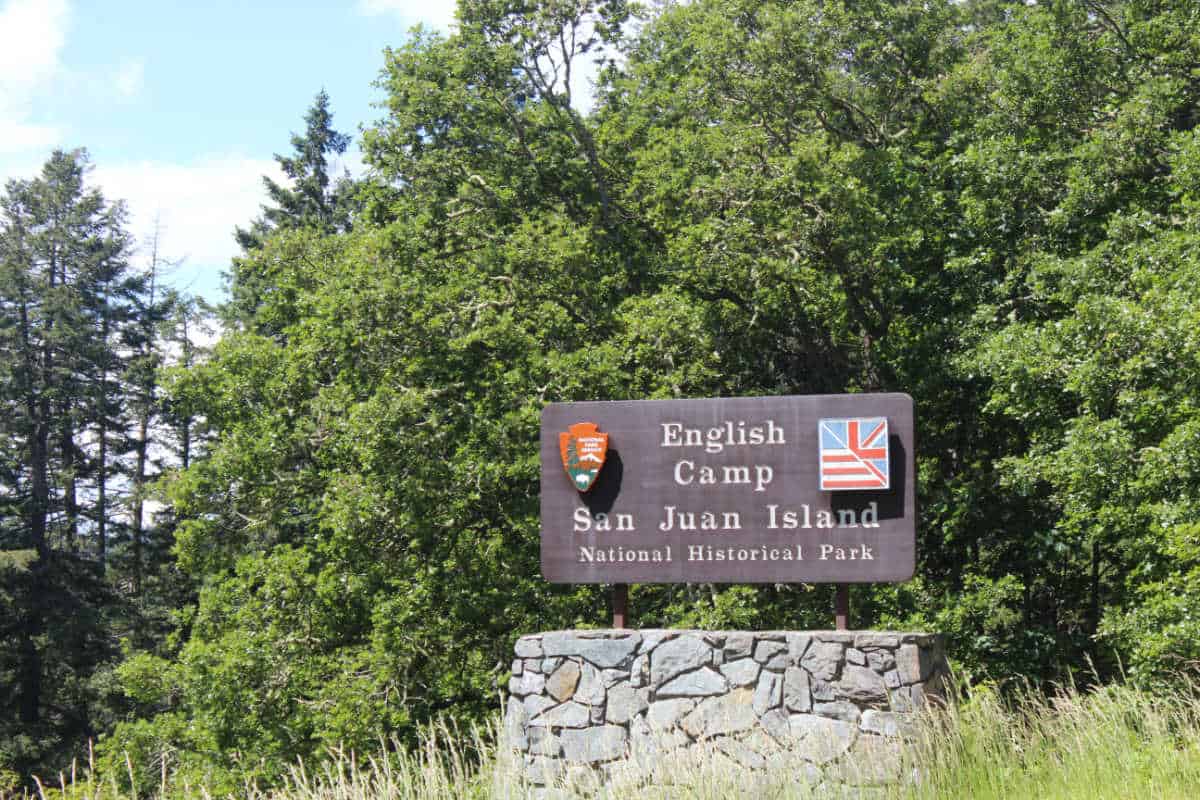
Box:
540;394;915;583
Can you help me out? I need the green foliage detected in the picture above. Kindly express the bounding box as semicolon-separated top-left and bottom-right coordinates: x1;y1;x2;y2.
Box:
0;150;208;785
78;0;1200;788
231;91;358;327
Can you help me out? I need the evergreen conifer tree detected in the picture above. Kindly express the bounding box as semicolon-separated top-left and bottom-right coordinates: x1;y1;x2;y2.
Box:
0;149;140;778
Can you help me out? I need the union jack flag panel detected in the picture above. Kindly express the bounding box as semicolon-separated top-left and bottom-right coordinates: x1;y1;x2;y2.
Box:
819;418;890;491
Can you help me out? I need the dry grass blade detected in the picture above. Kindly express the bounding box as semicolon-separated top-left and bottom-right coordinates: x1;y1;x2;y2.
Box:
9;681;1200;799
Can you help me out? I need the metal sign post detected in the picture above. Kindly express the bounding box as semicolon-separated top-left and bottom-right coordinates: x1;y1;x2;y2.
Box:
835;584;850;630
612;583;628;629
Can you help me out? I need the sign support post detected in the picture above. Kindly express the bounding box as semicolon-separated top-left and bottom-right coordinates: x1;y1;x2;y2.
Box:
612;583;628;629
835;584;850;630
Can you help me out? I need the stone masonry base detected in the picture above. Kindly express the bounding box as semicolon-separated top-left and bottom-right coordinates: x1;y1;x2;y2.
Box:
506;630;948;796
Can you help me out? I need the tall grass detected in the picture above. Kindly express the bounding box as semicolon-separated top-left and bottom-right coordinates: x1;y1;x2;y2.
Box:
11;681;1200;799
902;681;1200;800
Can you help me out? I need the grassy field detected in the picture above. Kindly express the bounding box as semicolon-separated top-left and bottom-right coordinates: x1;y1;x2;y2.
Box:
13;681;1200;799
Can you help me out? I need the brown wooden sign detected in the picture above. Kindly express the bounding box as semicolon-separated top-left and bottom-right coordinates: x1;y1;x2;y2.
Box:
540;394;915;584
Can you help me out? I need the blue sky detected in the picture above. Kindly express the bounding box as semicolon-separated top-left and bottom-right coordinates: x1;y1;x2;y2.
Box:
0;0;458;300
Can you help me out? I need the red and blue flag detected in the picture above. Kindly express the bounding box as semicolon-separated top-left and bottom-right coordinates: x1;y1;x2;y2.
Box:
819;418;890;490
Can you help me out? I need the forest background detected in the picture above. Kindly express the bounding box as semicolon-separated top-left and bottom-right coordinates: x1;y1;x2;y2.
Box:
3;0;1200;793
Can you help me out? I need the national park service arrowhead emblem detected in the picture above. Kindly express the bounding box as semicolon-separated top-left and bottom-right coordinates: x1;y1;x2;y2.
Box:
560;422;609;492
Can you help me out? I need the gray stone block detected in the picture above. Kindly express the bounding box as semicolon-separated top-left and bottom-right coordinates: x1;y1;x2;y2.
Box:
601;668;630;687
576;661;606;706
629;716;690;757
759;707;792;744
784;666;812;712
720;657;760;688
787;634;812;663
560;725;628;764
802;640;845;681
860;710;911;738
833;734;903;785
531;700;590;728
505;696;528;751
524;755;562;786
765;652;790;670
846;648;867;666
814;700;862;723
646;697;696;729
753;669;783;715
681;688;757;739
637;630;674;655
811;679;837;701
899;633;935;646
509;671;545;697
515;636;544;659
911;681;929;709
741;730;787;759
540;657;561;674
650;634;711;685
543;632;641;669
839;664;888;704
715;737;767;770
814;631;855;644
523;693;556;718
658;666;727;697
889;688;915;713
606;683;648;725
789;714;857;764
754;639;788;665
724;632;754;659
527;726;562;757
896;643;933;685
854;633;900;649
884;669;902;689
630;654;648;688
867;650;895;673
562;763;604;794
511;659;523;676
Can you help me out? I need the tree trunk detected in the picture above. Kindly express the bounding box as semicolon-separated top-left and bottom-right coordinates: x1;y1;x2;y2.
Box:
130;224;163;593
97;411;108;574
18;590;42;726
131;417;147;593
61;423;78;551
28;417;50;559
180;312;194;470
1090;539;1102;636
96;282;112;575
17;289;48;732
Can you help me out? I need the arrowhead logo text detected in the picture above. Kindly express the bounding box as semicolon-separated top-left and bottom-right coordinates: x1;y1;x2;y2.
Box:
560;422;609;492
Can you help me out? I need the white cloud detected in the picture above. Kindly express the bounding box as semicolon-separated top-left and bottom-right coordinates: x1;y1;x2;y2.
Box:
113;57;144;99
0;0;68;89
0;0;70;155
357;0;457;32
91;155;285;300
0;119;60;156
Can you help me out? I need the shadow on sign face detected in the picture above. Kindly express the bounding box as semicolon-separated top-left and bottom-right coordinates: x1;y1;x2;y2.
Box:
581;449;624;516
831;436;906;521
